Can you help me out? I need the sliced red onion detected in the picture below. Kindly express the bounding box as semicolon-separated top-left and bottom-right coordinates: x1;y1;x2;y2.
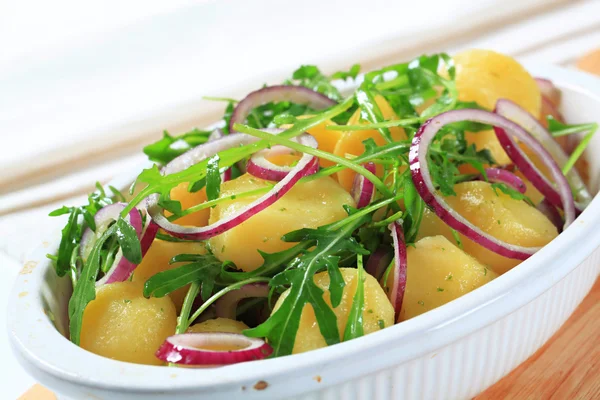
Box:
351;162;376;208
410;109;571;260
139;219;159;255
365;246;393;281
484;167;527;194
215;283;269;320
535;77;561;105
80;203;145;286
246;143;318;182
388;221;407;321
495;99;590;211
156;332;272;366
163;133;259;176
229;85;336;134
493;101;577;224
148;134;319;240
536;198;563;233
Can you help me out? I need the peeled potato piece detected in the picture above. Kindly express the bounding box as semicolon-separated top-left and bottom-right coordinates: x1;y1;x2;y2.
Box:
453;49;541;166
334;95;407;191
416;181;558;275
273;268;394;354
209;174;354;272
80;281;177;365
168;182;210;227
132;240;207;312
187;318;249;334
400;236;497;321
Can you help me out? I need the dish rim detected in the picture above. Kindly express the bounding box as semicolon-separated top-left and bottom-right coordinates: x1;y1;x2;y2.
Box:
8;62;600;395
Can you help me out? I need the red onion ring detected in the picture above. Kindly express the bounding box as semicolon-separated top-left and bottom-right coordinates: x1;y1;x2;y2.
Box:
229;85;336;134
388;221;407;321
246;143;318;182
80;203;144;286
495;99;590;211
148;134;319;240
156;332;272;366
351;162;376;208
365;246;393;281
215;283;270;320
208;128;224;142
484;167;527;194
409;109;571;260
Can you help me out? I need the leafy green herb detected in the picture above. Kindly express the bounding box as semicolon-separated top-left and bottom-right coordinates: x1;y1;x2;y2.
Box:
355;87;393;143
68;223;117;345
343;255;365;341
377;319;385;329
490;183;533;206
205;155;222;202
143;253;222;301
143;129;211;164
115;218;142;264
48;183;116;277
245;216;369;357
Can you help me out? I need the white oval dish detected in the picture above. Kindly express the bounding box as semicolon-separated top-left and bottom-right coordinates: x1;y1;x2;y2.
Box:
7;63;600;400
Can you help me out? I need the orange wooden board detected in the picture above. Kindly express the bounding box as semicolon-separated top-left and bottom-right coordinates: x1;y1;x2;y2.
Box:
477;278;600;399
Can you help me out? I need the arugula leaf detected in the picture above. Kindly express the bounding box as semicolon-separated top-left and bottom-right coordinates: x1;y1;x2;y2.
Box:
286;65;343;101
343;255;365;341
403;174;424;243
68;224;117;345
244;217;369;357
205;155;222;202
143;253;222;301
49;183;116;277
115;218;142;264
355;87;393;143
490;183;533;206
331;64;361;80
143;129;211;164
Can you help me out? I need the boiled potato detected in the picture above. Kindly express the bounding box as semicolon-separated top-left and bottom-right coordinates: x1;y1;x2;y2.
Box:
187;318;249;334
296;117;343;168
209;174;354;271
168;182;210;227
334;95;407;191
400;236;497;320
273;268;394;354
453;49;541;166
417;181;558;275
80;281;177;365
133;239;207;311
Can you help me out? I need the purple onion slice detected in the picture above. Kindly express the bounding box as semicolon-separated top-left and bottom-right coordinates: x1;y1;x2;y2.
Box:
351;162;377;208
484;167;527;194
495;99;590;210
246;142;316;182
148;133;319;240
388;221;407;321
409;109;573;260
156;332;272;366
80;203;145;286
365;246;393;281
229;85;336;134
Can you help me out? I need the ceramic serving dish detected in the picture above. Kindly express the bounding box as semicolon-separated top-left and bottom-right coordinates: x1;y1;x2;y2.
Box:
7;63;600;400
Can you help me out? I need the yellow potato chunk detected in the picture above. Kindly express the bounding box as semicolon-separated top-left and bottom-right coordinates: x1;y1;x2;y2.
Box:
273;268;394;354
417;181;558;275
168;183;210;227
132;239;207;312
334;95;407;191
187;318;249;334
209;174;354;271
80;281;177;365
400;236;497;321
453;49;541;165
298;117;343;168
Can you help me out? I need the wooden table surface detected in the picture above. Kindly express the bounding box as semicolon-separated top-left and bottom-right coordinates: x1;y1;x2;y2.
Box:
478;278;600;400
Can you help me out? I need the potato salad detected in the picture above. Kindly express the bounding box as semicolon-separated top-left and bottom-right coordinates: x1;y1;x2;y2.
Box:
48;49;597;367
